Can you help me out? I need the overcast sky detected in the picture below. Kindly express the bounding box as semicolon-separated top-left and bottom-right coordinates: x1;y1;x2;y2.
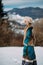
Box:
2;0;43;11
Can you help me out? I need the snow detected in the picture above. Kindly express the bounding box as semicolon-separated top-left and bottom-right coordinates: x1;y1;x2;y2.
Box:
8;14;24;24
0;47;43;65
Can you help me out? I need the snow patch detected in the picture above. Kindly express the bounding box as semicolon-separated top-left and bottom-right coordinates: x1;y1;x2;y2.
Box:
0;47;43;65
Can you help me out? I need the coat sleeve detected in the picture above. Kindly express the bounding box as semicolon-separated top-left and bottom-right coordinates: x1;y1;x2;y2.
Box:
23;29;32;45
26;29;32;39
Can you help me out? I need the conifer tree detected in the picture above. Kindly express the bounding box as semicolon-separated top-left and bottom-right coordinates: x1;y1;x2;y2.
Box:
0;0;4;18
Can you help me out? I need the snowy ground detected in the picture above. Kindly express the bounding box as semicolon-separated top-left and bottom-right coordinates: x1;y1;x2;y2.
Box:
0;47;43;65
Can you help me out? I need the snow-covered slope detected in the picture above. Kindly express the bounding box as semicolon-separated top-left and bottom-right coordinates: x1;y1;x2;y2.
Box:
8;13;24;24
0;47;43;65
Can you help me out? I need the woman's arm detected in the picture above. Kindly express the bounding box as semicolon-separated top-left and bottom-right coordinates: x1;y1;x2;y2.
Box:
26;29;31;38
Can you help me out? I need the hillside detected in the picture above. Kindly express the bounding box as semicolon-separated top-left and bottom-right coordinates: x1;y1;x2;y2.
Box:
0;18;43;46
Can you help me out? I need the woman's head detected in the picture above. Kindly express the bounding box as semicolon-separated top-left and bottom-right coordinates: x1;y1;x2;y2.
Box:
24;16;32;26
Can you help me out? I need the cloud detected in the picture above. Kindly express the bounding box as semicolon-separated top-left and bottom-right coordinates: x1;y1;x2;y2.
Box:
2;0;43;5
2;0;23;5
4;8;13;11
2;0;43;11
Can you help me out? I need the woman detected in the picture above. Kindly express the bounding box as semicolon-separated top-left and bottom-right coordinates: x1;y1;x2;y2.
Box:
22;17;37;65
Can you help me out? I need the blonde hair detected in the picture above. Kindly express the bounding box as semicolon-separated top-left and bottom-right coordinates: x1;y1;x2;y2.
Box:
24;16;32;24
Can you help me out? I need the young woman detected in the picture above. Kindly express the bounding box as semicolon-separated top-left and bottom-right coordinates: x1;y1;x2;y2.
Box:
22;17;37;65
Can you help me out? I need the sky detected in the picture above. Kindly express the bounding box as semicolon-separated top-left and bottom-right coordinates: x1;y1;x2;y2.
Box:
2;0;43;11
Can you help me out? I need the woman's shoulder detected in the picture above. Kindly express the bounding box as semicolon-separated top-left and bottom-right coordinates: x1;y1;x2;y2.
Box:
27;26;33;31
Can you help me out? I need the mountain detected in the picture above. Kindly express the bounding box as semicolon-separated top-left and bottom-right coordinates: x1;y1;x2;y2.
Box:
7;7;43;19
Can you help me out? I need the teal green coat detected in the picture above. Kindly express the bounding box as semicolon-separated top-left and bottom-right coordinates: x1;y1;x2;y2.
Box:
23;27;36;60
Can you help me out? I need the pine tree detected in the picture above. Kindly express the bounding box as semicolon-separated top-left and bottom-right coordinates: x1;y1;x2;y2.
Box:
0;0;4;18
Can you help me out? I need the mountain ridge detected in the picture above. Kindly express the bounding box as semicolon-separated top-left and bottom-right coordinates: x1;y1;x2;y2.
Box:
7;7;43;19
